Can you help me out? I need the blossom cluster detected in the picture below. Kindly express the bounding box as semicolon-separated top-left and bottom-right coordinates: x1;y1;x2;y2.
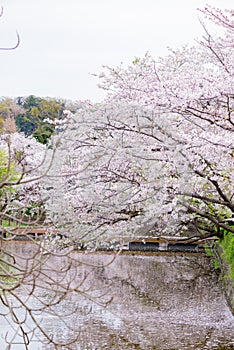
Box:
43;6;234;241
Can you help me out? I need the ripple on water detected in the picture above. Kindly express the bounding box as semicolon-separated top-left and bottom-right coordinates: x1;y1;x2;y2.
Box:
0;244;233;349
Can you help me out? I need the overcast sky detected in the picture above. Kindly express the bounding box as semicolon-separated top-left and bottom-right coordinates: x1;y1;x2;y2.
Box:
0;0;232;102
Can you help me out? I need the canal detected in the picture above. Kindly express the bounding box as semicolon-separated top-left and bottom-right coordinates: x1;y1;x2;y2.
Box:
0;241;233;349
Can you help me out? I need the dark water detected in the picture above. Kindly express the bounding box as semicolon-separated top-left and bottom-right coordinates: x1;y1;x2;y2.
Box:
0;242;233;349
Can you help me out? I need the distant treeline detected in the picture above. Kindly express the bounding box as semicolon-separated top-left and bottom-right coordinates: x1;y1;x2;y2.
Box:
0;95;77;144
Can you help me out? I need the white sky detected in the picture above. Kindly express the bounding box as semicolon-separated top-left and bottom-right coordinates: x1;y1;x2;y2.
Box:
0;0;232;102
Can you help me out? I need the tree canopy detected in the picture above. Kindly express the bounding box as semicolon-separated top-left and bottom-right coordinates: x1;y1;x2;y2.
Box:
15;95;66;144
43;6;234;244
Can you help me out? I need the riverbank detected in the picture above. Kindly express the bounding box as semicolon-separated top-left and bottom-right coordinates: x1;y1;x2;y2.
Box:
212;243;234;315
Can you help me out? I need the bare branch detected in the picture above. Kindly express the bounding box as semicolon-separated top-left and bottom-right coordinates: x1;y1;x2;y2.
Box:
0;30;20;50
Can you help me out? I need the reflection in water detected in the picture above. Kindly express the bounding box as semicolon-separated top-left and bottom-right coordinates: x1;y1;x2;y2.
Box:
0;242;234;349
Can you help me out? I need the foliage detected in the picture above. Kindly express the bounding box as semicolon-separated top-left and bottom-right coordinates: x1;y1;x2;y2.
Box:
0;98;22;133
0;103;10;120
0;96;84;142
15;95;67;144
0;149;19;196
219;230;234;279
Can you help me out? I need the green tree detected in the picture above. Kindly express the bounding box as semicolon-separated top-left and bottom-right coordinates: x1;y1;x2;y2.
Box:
0;150;18;189
0;98;24;133
15;95;66;144
0;149;19;222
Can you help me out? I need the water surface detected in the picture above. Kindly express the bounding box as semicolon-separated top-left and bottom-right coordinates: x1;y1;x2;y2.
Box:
0;242;233;349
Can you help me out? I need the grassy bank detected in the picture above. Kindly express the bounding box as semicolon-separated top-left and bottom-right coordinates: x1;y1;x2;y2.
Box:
206;232;234;314
219;232;234;280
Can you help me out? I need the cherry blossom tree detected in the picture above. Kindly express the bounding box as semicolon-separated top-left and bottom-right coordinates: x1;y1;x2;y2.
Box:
0;131;114;348
0;5;113;348
44;6;234;245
